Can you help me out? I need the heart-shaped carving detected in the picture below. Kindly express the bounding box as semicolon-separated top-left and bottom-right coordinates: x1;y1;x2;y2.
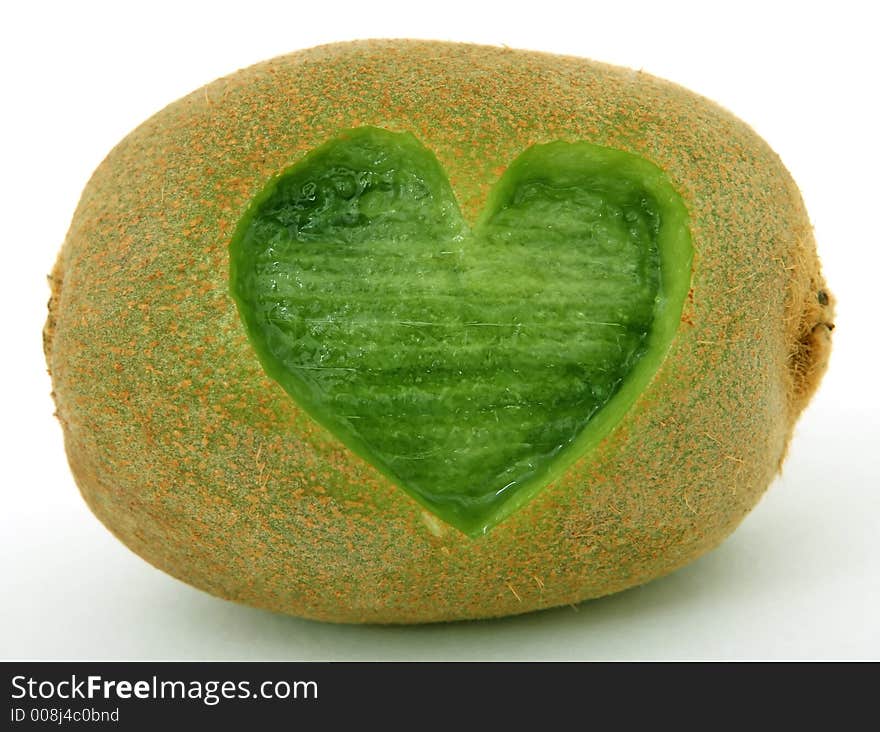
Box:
230;127;692;535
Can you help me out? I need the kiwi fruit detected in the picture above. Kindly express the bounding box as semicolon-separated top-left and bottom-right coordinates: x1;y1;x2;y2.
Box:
44;39;833;623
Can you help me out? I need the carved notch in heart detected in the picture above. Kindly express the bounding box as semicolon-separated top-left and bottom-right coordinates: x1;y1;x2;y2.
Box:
230;127;692;535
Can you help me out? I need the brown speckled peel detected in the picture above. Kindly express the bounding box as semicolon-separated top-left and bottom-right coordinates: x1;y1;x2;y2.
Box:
45;40;833;623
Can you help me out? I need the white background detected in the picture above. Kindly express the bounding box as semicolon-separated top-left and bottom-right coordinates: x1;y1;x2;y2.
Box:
2;0;877;660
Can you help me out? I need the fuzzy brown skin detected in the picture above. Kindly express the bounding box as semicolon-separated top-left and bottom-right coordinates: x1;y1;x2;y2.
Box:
45;40;833;623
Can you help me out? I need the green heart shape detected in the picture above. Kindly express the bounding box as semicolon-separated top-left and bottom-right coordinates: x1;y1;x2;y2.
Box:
230;127;692;536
